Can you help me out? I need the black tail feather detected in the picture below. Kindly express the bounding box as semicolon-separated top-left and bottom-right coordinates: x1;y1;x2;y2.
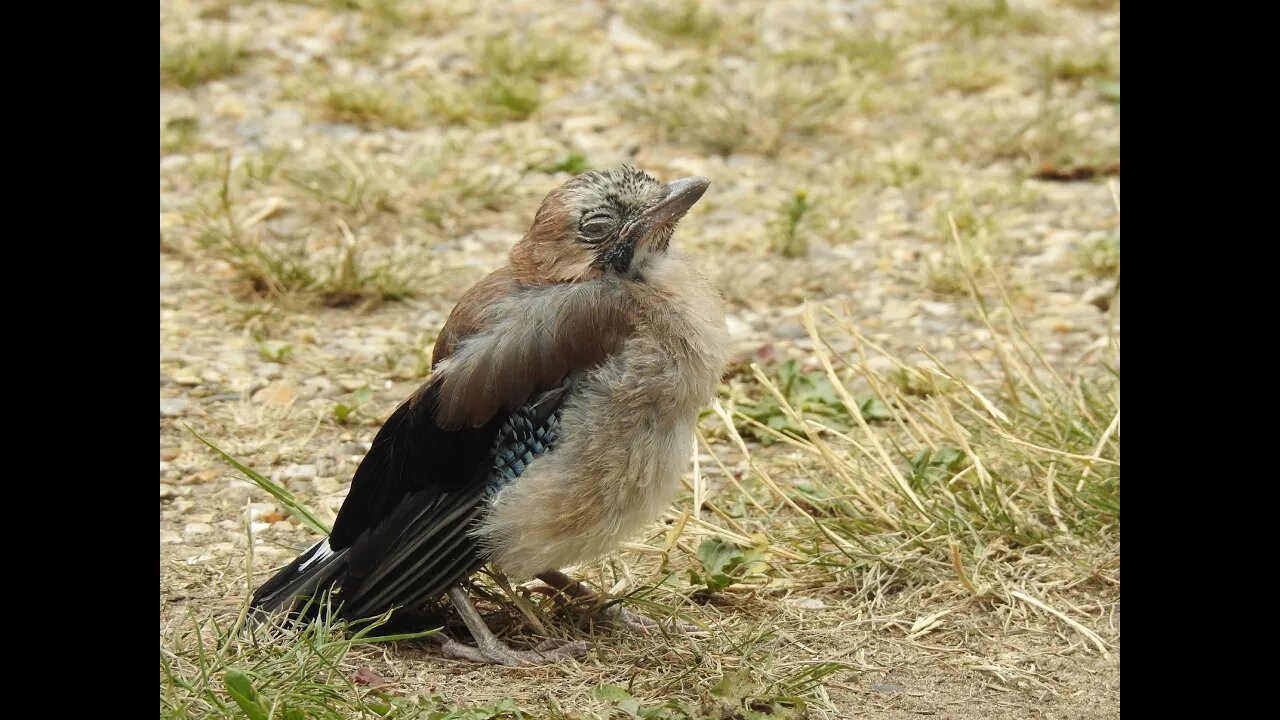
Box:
249;539;350;619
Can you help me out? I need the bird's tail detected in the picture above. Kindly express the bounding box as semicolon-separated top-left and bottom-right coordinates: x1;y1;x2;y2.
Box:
249;538;350;619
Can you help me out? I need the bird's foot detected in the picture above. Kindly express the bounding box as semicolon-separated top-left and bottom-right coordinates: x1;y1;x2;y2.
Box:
439;636;591;667
535;570;707;637
599;604;708;637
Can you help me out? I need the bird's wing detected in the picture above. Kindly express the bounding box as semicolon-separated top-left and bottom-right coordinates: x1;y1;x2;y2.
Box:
251;275;631;620
334;382;569;617
430;278;633;429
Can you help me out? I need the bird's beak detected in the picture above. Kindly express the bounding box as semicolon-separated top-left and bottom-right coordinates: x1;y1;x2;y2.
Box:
621;176;711;249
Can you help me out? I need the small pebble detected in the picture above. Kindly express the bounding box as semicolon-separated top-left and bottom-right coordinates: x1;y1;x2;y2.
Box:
160;398;188;417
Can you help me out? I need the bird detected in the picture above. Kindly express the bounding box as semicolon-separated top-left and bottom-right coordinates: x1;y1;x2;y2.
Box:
250;167;730;665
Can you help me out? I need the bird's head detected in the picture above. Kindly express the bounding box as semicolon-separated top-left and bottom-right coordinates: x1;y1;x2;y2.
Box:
510;167;710;283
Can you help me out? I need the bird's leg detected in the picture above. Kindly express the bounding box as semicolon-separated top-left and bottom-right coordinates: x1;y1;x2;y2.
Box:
437;586;591;666
536;570;706;636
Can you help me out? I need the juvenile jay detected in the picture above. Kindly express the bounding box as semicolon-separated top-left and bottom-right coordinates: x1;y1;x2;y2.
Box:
250;167;729;665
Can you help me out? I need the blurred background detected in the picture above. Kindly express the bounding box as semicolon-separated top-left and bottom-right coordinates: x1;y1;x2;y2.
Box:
160;0;1119;327
161;1;1119;717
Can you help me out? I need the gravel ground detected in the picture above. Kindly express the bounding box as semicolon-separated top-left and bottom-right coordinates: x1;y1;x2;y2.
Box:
161;0;1119;716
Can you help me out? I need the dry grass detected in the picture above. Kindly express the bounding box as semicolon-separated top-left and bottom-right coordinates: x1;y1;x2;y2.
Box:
162;116;201;154
833;30;904;74
627;55;856;156
994;103;1119;171
944;0;1047;37
624;0;727;46
319;83;424;129
1078;231;1120;277
420;31;578;126
935;52;1009;94
168;136;533;309
1062;0;1120;10
1043;50;1116;84
161;33;244;87
180;155;419;308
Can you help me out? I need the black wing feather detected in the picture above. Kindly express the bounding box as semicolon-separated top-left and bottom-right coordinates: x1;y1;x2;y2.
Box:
250;380;568;623
331;382;504;549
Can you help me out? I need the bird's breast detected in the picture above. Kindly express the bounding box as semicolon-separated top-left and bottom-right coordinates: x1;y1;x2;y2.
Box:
471;255;729;579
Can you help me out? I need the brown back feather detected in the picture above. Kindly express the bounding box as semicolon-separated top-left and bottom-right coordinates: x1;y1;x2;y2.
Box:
431;267;516;366
430;280;633;429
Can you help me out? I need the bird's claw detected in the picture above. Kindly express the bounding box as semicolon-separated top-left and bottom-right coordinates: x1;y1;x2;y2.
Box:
440;636;591;666
603;605;709;637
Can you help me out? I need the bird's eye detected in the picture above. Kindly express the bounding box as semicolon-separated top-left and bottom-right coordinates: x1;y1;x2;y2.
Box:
579;213;616;243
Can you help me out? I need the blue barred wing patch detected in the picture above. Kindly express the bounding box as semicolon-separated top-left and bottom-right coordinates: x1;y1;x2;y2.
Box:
488;404;563;488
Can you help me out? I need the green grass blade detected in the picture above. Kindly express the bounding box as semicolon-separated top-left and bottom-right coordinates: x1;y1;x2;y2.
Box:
224;670;270;720
185;424;331;535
